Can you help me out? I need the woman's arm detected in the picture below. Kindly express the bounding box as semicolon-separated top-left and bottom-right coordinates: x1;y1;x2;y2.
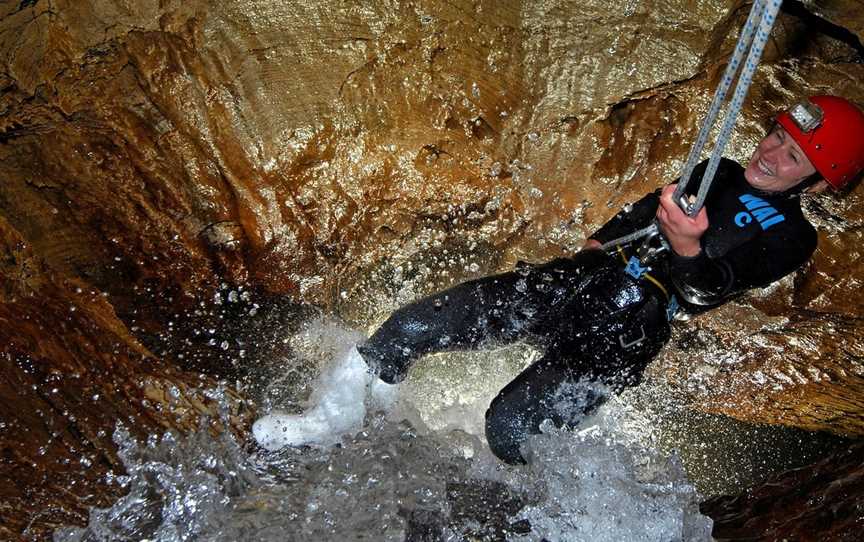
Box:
588;191;661;247
655;184;708;257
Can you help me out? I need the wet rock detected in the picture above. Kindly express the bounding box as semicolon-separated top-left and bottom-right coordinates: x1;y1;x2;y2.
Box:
799;0;864;46
656;299;864;437
701;440;864;541
0;217;252;539
0;0;743;314
0;0;864;539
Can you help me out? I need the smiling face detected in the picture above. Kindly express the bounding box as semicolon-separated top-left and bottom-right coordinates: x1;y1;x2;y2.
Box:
744;125;818;193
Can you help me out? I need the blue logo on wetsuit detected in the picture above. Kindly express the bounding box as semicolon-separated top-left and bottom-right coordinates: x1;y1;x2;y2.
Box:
734;194;785;230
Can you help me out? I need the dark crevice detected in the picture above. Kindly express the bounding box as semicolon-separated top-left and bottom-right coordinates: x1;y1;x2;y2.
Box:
781;0;864;60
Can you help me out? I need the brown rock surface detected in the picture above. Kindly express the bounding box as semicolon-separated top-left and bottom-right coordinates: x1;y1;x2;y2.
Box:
701;440;864;541
5;0;856;437
0;218;252;537
1;0;864;538
801;0;864;45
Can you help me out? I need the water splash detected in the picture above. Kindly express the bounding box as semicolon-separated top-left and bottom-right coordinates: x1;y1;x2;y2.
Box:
55;407;711;542
252;346;397;450
54;324;713;542
53;414;259;542
510;424;713;541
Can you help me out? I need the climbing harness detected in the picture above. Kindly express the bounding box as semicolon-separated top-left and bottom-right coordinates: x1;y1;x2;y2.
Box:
601;0;784;253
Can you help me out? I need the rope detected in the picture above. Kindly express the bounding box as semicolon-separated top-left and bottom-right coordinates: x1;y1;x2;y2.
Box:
672;0;766;211
682;0;783;216
600;0;783;251
600;223;660;250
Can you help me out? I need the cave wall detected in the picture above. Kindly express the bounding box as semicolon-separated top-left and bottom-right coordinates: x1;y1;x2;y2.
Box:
2;0;864;537
4;0;862;434
0;215;251;538
0;0;744;306
702;440;864;541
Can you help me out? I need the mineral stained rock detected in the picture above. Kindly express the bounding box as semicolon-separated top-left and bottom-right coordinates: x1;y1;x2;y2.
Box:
701;440;864;542
0;219;252;537
1;0;864;539
8;0;863;435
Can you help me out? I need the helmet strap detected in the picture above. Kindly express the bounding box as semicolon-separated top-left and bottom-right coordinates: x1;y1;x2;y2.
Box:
782;173;823;198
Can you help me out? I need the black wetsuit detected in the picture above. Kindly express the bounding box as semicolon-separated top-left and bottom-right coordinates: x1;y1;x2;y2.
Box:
359;158;817;464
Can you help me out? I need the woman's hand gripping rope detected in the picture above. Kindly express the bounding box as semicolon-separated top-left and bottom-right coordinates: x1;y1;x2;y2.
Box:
656;184;708;257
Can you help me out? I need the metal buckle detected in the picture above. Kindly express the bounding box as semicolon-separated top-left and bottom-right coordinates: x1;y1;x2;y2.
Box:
625;256;648;279
636;226;668;263
666;295;679;321
789;101;823;133
678;194;695;215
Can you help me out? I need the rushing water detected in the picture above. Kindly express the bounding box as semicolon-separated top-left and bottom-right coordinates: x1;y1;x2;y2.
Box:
54;318;714;542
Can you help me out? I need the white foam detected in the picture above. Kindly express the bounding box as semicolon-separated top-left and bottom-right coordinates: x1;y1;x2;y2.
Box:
509;424;713;542
253;346;397;451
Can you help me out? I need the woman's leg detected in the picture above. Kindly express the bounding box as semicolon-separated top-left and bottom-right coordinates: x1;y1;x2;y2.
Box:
359;250;617;383
484;289;670;464
484;355;604;464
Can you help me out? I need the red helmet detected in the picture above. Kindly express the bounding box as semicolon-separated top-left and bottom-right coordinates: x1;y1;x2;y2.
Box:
776;95;864;189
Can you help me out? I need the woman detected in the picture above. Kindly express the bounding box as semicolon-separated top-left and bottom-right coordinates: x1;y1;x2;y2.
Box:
358;96;864;464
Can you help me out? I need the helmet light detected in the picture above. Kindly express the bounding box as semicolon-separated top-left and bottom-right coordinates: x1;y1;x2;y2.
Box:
776;95;864;189
788;101;824;133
